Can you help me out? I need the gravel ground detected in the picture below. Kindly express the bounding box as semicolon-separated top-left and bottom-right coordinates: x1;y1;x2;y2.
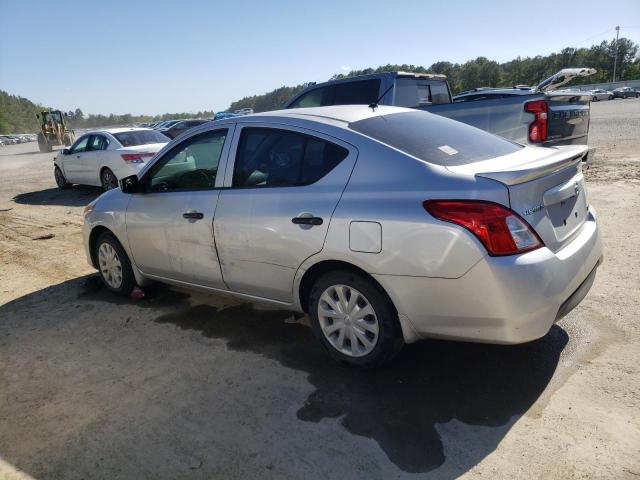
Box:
0;100;639;480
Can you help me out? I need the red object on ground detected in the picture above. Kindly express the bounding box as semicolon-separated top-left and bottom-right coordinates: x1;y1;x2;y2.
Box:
130;285;145;300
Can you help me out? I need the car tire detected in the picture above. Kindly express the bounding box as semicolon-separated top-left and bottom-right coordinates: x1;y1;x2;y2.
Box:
54;166;71;189
94;231;135;296
592;96;597;102
609;95;614;100
100;168;118;191
308;270;404;368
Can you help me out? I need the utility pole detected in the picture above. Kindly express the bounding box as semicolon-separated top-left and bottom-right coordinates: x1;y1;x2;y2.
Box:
612;26;620;83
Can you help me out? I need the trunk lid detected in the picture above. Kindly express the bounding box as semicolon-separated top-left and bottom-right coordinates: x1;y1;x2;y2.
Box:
448;145;589;252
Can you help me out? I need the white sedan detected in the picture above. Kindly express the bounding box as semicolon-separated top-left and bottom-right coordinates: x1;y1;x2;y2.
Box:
53;128;169;191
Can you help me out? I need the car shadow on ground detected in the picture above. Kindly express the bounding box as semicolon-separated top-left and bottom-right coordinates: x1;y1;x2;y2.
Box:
0;276;568;477
12;186;101;207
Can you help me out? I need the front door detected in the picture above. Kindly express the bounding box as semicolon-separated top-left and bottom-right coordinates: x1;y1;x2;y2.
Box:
125;127;232;288
214;124;357;302
62;135;90;183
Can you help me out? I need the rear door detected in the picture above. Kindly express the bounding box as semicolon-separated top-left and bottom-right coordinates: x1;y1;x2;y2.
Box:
125;127;232;286
214;124;357;302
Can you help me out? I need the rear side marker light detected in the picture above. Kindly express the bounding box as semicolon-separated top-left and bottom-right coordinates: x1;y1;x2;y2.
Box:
121;152;154;163
525;99;548;142
423;200;544;256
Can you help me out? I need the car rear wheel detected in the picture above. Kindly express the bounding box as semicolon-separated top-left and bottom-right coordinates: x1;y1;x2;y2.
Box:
592;96;597;102
308;270;403;367
101;168;118;191
54;166;70;189
94;231;135;295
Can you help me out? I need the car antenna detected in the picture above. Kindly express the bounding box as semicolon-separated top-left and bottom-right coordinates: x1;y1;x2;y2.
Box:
369;84;394;111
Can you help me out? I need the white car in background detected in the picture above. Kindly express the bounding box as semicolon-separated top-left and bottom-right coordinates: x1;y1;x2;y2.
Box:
53;128;169;191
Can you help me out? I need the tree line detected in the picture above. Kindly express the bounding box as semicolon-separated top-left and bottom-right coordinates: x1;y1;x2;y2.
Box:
228;37;639;112
0;91;216;134
1;37;638;134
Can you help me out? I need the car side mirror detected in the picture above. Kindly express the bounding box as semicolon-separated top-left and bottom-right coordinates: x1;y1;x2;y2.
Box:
120;175;141;193
62;148;71;155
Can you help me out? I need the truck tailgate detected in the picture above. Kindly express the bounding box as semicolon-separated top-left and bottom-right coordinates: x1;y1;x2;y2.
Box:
544;93;591;145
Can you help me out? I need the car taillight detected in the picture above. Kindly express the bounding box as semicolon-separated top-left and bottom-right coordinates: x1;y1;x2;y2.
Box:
423;200;544;256
121;152;154;163
524;99;548;142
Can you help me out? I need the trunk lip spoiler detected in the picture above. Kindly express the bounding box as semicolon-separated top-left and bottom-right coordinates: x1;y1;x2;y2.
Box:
473;145;588;186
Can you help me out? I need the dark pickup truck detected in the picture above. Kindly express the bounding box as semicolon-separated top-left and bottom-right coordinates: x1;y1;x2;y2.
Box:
283;68;596;156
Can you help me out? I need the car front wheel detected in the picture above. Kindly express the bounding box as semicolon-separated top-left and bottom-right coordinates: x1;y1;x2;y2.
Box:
308;270;403;367
94;231;135;295
54;166;70;189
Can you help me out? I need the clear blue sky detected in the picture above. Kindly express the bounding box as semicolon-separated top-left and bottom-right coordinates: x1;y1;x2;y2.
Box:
1;0;638;115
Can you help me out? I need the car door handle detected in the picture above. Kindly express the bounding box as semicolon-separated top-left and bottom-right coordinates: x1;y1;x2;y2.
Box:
292;216;323;226
183;211;204;220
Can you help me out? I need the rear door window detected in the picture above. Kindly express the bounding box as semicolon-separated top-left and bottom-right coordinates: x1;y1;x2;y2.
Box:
233;128;349;187
88;135;108;151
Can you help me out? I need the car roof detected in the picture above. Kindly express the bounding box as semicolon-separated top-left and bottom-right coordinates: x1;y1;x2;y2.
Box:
244;105;416;126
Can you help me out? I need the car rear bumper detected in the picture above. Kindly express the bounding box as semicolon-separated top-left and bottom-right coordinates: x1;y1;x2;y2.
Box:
375;205;603;344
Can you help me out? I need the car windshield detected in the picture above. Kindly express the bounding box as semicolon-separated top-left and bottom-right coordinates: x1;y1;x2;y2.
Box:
349;110;522;166
114;130;169;147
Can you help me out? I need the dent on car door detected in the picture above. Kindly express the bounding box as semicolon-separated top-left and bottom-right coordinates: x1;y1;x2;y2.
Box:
214;125;357;302
125;127;233;286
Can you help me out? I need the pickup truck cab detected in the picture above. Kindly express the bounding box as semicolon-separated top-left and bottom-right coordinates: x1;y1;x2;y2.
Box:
284;69;596;152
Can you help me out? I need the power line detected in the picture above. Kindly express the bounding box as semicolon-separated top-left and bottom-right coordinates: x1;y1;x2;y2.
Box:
566;27;617;48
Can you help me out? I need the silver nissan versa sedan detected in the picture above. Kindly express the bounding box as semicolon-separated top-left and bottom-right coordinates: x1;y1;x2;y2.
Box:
82;105;603;367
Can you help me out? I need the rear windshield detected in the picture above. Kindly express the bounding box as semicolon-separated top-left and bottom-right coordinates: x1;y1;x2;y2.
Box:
349;111;522;166
114;130;169;147
394;78;451;107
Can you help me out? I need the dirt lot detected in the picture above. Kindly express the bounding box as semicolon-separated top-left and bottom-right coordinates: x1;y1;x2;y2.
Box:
1;100;639;480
